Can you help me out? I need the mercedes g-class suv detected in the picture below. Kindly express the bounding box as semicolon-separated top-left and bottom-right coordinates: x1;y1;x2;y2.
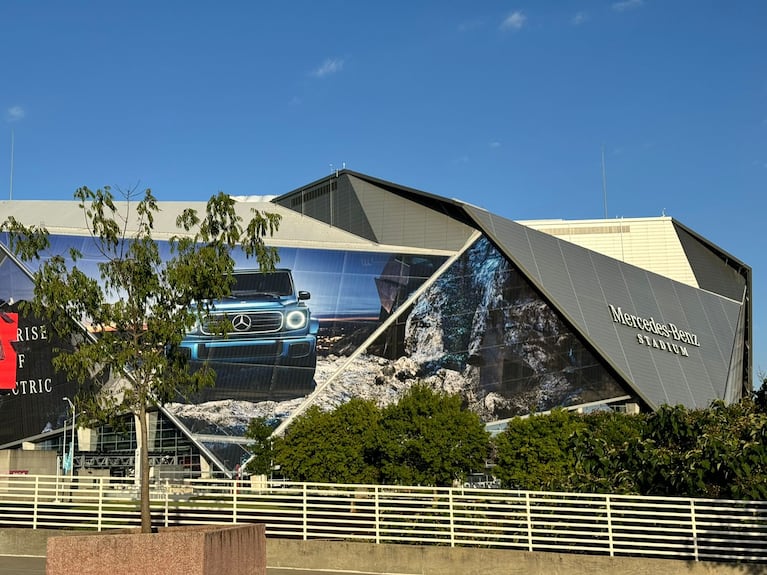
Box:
180;269;318;401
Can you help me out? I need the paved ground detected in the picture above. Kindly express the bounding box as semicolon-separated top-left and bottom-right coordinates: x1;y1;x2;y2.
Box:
0;555;396;575
0;556;43;575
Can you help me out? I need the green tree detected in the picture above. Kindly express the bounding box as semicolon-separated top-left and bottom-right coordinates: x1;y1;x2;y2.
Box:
752;374;767;413
377;384;490;487
493;409;586;491
492;402;767;499
2;185;280;532
569;410;646;494
694;401;767;499
275;398;382;484
633;404;709;496
636;402;767;499
243;417;277;476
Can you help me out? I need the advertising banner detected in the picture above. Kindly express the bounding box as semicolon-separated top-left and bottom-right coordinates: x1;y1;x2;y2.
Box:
0;300;79;446
0;252;80;446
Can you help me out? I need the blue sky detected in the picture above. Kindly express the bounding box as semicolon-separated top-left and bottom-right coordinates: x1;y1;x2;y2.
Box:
2;1;766;383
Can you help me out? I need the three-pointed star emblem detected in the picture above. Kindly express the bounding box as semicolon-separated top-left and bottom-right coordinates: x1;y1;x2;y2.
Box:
231;314;252;332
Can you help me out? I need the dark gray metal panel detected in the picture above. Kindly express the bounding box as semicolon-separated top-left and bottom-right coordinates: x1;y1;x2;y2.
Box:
592;254;671;407
271;175;379;242
705;294;740;388
528;231;576;311
723;304;746;403
333;176;377;241
348;175;473;250
678;285;737;405
313;198;333;226
548;239;592;328
463;206;745;410
588;252;740;409
674;223;746;301
672;220;751;397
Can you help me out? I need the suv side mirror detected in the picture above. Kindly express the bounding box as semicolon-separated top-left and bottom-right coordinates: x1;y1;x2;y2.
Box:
298;291;311;301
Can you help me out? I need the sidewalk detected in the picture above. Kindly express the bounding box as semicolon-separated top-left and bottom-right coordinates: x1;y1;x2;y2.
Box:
0;556;396;575
0;556;44;575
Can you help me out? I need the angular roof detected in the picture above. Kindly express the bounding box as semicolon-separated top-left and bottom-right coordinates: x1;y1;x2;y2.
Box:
273;171;476;251
0;197;450;255
273;169;752;409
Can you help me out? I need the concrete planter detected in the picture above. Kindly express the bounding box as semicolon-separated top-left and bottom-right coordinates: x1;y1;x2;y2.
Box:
46;524;266;575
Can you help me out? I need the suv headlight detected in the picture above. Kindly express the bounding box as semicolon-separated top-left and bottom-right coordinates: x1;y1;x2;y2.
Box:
285;310;308;330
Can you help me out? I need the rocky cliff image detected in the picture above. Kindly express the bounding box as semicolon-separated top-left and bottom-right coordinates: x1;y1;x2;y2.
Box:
375;237;627;420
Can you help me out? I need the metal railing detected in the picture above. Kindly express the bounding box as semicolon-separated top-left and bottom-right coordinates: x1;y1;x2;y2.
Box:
1;474;766;563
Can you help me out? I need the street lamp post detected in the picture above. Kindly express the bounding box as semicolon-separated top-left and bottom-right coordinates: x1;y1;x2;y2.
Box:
62;397;75;481
61;414;67;473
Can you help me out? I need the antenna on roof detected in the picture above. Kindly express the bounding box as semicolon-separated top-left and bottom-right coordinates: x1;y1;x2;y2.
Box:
601;144;608;219
9;128;14;201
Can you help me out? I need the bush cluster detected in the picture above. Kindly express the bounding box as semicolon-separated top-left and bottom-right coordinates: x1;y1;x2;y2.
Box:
247;378;767;499
246;384;490;487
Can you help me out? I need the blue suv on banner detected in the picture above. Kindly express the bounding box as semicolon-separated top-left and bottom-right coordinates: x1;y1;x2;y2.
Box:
180;269;318;401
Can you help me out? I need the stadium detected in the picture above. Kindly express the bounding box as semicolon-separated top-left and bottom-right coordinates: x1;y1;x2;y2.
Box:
0;169;752;478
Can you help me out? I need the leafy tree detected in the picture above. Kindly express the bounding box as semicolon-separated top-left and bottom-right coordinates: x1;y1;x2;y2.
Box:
377;384;490;487
635;402;767;499
693;401;767;499
2;185;280;532
492;401;767;499
275;398;382;484
752;374;767;413
493;409;586;491
632;404;708;496
243;417;277;476
273;385;489;487
569;410;646;494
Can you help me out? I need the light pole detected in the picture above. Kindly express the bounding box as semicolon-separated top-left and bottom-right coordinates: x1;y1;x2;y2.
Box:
60;412;67;474
62;397;75;480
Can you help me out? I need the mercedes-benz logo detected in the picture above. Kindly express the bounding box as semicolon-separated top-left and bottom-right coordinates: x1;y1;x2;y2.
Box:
231;314;252;332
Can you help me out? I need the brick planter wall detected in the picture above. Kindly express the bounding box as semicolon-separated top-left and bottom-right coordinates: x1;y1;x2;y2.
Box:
46;524;265;575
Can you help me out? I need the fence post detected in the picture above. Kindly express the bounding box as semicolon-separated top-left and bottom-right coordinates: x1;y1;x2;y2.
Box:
526;492;533;552
32;475;39;530
375;486;380;544
449;487;455;547
97;477;104;532
164;487;170;528
690;499;699;561
232;477;238;525
302;483;308;540
606;495;614;557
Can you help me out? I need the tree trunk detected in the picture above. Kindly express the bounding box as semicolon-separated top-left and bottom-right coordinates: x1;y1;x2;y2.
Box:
137;404;152;533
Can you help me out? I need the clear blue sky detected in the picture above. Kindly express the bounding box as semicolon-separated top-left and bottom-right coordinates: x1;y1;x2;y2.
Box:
2;1;766;384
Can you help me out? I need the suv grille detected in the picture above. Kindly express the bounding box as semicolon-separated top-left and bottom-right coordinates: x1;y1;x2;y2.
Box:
197;342;280;360
202;311;283;335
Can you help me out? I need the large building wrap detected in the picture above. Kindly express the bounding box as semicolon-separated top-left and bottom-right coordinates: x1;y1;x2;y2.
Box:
0;170;751;475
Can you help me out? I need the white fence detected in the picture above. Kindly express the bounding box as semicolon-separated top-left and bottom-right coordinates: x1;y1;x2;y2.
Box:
1;474;766;564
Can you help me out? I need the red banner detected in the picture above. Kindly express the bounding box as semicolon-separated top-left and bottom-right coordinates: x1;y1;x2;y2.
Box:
0;311;18;390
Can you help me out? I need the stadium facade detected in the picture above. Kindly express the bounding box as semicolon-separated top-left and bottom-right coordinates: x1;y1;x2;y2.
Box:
0;170;752;477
